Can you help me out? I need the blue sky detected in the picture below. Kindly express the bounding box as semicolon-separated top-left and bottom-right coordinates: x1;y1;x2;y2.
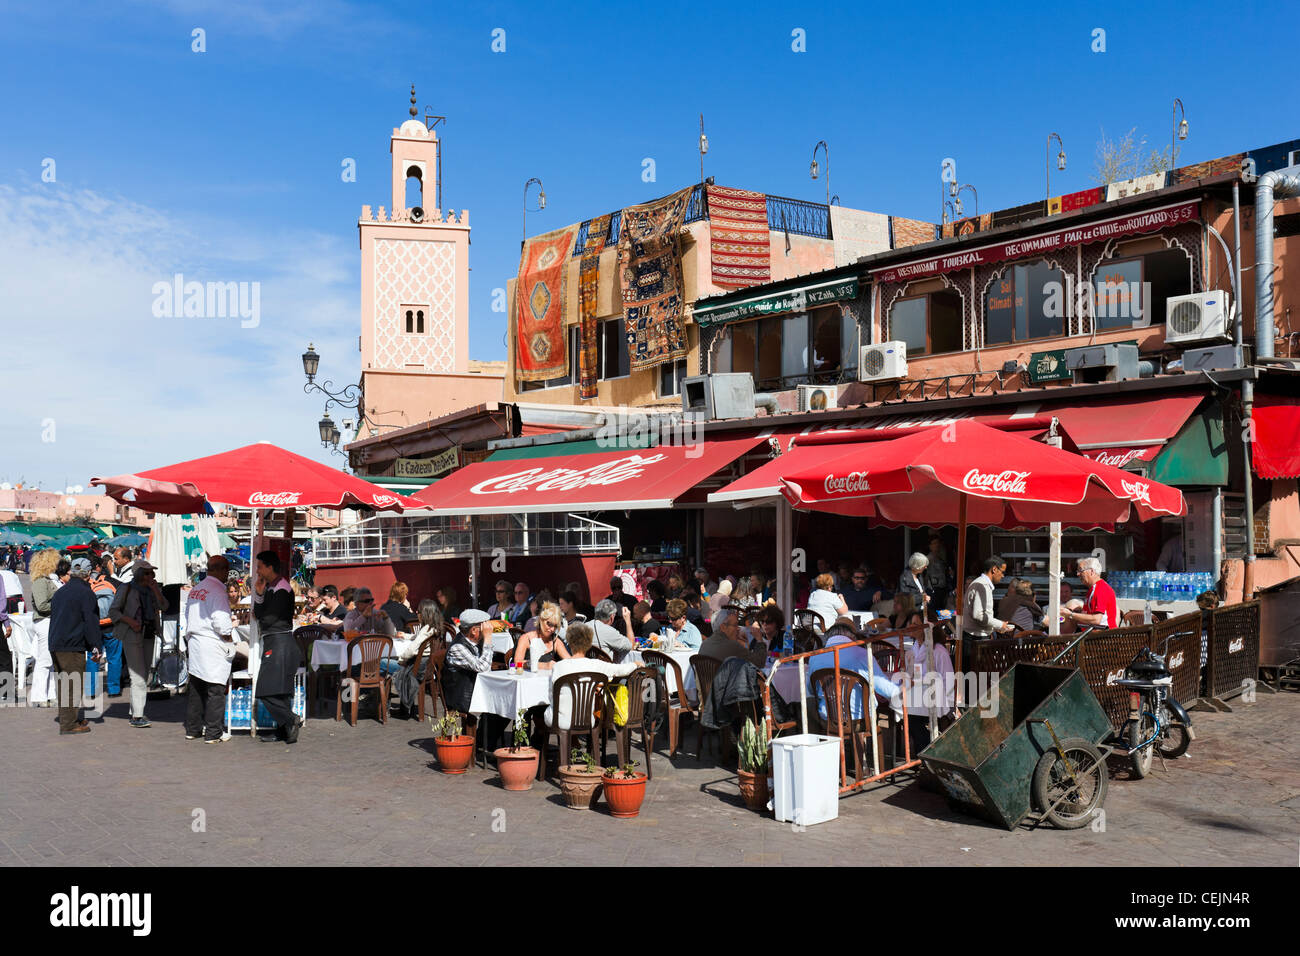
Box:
0;0;1293;490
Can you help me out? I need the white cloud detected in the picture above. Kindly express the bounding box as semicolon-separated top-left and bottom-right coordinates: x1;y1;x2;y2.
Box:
0;178;359;489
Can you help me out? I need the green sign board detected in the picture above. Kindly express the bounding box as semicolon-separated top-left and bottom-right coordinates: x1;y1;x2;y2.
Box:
1027;349;1071;383
693;278;859;328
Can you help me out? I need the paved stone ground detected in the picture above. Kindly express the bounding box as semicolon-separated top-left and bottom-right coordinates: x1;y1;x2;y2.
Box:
0;686;1295;866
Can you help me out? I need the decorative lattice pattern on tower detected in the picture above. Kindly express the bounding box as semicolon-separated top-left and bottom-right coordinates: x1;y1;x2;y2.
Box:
371;238;456;371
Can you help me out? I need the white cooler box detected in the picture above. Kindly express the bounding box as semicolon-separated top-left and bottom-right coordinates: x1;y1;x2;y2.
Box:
772;734;841;826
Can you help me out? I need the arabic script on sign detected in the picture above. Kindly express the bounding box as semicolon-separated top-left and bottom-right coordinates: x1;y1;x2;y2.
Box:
469;454;669;495
248;491;302;507
961;469;1030;495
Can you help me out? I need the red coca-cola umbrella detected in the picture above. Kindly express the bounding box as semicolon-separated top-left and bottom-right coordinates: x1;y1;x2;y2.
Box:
778;420;1185;647
780;419;1184;526
92;442;427;514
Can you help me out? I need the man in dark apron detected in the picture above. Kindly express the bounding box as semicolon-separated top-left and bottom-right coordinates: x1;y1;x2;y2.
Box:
252;550;302;744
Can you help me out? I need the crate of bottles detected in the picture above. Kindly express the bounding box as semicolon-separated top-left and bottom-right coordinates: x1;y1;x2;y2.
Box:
225;676;306;733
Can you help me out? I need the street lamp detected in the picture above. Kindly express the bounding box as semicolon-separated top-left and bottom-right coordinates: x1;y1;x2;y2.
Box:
955;183;978;219
698;113;708;185
318;411;335;446
1172;98;1189;169
523;177;546;242
302;342;368;432
301;343;320;383
1046;132;1066;201
810;140;830;207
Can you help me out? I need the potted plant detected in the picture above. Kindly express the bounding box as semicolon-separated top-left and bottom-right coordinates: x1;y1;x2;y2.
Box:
557;744;604;810
430;711;474;775
737;717;771;811
601;761;648;818
493;708;540;791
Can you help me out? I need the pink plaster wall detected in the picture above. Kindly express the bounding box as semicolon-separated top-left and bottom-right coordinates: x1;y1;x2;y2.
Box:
358;369;504;437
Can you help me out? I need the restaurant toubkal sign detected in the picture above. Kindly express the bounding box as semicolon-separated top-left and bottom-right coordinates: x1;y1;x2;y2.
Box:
871;200;1199;284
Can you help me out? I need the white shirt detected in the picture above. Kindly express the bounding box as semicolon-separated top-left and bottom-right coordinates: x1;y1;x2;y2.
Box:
185;577;234;684
544;657;638;730
806;589;842;632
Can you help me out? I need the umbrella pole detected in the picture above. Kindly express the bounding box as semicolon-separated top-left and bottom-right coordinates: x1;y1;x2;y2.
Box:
470;515;480;608
954;495;967;709
1047;425;1063;637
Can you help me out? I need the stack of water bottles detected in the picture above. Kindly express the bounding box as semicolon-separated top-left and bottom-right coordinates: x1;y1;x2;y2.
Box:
1108;570;1217;602
228;686;253;726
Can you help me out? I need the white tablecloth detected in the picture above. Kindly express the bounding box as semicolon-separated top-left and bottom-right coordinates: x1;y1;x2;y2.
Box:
311;638;367;672
468;670;553;719
626;647;698;702
492;632;515;655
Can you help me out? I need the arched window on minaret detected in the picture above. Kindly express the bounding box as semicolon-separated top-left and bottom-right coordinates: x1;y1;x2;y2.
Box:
405;166;424;211
404;309;414;333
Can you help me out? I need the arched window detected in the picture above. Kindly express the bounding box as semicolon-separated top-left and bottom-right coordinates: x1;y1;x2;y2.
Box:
405;165;423;210
404;309;414;333
415;309;425;334
984;260;1067;346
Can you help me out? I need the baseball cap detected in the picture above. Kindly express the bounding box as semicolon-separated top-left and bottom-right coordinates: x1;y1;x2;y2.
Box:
459;608;490;626
70;557;92;574
132;559;157;574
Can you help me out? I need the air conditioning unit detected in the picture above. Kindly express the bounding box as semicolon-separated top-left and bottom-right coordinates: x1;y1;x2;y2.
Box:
1165;291;1230;345
680;373;755;420
858;341;908;383
1065;343;1139;383
1182;344;1240;372
797;384;838;412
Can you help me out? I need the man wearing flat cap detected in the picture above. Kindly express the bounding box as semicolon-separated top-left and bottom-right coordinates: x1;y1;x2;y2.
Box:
49;557;104;735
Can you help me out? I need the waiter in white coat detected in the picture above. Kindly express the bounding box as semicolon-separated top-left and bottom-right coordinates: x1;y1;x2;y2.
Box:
184;555;241;743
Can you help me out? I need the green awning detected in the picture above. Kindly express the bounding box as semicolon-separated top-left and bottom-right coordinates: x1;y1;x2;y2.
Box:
488;433;658;461
1147;403;1228;486
692;277;859;328
355;474;435;487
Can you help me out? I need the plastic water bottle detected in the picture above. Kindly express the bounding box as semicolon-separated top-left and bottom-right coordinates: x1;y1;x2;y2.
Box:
781;627;793;659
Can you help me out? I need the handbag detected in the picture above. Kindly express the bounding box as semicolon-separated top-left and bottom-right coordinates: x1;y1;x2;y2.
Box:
610;683;629;728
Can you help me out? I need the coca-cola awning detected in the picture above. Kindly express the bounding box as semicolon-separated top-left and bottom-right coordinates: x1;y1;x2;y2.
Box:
1051;393;1204;467
414;437;765;515
870;199;1200;284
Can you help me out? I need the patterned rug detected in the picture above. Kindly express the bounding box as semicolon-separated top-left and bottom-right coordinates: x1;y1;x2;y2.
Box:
705;185;771;288
577;213;612;399
618;187;693;371
514;224;577;381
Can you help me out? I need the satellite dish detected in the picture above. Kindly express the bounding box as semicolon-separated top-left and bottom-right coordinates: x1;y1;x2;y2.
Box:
65;497;77;507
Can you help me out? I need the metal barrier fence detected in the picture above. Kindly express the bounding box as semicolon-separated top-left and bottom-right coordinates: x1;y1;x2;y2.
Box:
1206;600;1261;700
970;605;1260;731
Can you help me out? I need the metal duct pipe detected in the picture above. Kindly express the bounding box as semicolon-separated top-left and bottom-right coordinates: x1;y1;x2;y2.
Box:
753;392;780;416
1254;165;1300;359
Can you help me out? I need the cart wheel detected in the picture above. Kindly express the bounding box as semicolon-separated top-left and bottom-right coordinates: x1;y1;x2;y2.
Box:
1156;709;1190;760
1129;714;1154;779
1031;738;1108;830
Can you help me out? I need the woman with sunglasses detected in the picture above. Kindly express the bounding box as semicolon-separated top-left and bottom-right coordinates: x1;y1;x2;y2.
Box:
511;603;570;670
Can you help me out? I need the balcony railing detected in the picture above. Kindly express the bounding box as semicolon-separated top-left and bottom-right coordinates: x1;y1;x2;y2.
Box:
571;183;713;256
312;511;620;566
767;195;832;239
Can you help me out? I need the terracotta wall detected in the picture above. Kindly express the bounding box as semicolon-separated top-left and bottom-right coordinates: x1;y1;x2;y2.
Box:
357;370;504;438
1206;194;1300;357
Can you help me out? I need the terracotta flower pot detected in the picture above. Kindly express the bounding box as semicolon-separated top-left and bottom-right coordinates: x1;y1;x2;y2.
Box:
737;767;770;811
434;735;475;774
557;765;604;809
601;771;648;818
494;747;540;791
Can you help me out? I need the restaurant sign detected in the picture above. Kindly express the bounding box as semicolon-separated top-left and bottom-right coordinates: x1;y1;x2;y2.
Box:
395;448;458;480
693;278;858;328
871;199;1199;284
1027;350;1072;384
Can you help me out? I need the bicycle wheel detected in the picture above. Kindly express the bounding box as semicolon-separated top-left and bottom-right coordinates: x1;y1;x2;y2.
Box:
1156;707;1190;759
1031;738;1108;830
1129;713;1154;779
